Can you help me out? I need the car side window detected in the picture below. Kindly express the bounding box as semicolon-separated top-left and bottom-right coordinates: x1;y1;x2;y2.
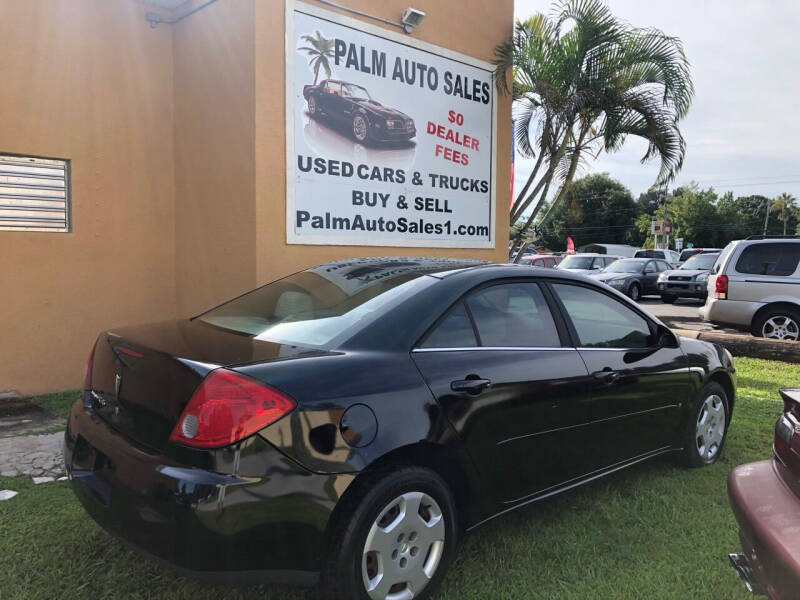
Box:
735;243;800;276
592;257;605;269
552;283;655;349
420;302;477;348
466;283;561;347
644;261;657;273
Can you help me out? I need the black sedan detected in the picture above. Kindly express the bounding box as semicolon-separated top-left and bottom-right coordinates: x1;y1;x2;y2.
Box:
303;79;416;143
591;257;673;301
65;258;735;599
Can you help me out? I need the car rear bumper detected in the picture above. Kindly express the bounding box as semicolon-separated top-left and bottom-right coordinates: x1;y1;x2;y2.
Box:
699;298;759;327
728;459;800;599
64;399;351;585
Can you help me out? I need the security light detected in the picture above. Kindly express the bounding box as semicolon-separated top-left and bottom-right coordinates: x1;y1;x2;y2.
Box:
401;8;426;33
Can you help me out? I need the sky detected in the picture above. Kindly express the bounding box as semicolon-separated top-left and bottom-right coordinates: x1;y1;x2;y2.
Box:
512;0;800;205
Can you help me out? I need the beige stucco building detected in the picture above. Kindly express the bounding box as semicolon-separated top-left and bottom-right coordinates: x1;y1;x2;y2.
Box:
0;0;512;395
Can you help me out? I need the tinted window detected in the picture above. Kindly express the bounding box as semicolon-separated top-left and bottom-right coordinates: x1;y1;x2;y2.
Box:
735;243;800;276
656;261;670;271
679;249;699;262
421;302;477;348
644;262;657;273
712;243;736;274
545;258;556;267
467;283;560;347
553;284;654;349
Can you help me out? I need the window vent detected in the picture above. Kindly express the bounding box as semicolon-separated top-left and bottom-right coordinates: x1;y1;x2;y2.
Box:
0;155;70;232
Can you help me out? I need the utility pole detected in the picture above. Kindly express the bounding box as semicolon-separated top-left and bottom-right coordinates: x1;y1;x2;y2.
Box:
763;197;770;236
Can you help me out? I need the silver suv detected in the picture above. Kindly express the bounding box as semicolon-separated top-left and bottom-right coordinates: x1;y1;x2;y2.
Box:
700;236;800;340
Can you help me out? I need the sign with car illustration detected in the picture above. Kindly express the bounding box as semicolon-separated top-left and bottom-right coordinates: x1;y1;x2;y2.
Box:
286;2;496;247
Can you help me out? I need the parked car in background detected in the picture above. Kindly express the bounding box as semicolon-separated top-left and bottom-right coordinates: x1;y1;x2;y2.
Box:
634;248;681;266
657;252;720;303
700;236;800;340
677;247;721;266
728;387;800;597
519;254;562;268
65;257;736;600
556;253;620;275
303;79;416;143
590;257;672;301
577;243;640;258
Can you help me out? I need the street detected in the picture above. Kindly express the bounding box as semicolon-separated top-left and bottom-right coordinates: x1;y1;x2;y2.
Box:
639;297;742;335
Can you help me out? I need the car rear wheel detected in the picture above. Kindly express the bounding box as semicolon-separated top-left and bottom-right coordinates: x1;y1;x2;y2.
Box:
661;294;677;304
628;282;641;302
678;381;729;467
752;307;800;341
320;466;458;600
353;115;369;142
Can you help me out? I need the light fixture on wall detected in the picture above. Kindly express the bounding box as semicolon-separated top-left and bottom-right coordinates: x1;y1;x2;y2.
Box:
400;8;426;33
314;1;426;35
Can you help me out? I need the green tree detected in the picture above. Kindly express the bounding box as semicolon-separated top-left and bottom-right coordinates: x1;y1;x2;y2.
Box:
495;0;694;258
667;185;720;247
538;173;640;249
772;193;797;235
298;31;334;84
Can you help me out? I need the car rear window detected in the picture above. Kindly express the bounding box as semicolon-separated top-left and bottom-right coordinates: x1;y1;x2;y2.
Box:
196;266;436;347
735;243;800;277
679;249;700;262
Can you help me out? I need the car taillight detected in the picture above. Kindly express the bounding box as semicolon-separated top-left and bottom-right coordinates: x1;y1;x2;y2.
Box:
83;340;97;391
169;369;296;449
715;274;728;299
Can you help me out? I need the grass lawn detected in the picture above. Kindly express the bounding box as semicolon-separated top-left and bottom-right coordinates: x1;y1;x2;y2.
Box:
0;357;793;599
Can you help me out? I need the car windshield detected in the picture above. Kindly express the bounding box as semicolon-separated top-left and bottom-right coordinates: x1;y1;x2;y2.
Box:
195;261;438;347
680;253;718;270
603;260;642;273
558;256;594;269
341;83;371;101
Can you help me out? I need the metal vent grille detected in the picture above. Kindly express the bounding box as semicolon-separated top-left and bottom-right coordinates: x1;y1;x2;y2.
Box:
0;155;70;232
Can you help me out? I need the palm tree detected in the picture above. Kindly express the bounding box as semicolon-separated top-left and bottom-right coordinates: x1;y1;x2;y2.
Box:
772;193;797;235
495;0;694;258
298;31;334;85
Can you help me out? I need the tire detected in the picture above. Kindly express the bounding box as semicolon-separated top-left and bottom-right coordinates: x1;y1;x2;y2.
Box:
628;282;641;302
352;114;369;142
320;466;458;600
660;294;677;304
678;381;730;468
751;306;800;341
308;95;318;116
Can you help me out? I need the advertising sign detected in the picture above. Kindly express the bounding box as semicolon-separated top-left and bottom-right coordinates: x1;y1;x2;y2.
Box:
286;2;496;248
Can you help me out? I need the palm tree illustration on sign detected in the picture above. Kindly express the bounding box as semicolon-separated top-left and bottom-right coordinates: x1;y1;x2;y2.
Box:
298;30;334;84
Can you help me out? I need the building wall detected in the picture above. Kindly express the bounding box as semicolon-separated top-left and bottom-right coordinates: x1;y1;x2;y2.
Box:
0;0;512;396
0;0;176;395
173;0;257;316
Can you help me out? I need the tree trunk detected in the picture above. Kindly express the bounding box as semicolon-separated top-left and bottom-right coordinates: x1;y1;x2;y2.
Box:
537;126;589;234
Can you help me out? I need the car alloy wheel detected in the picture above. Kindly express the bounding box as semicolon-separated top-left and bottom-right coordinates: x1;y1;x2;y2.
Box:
628;283;641;302
353;115;368;142
695;394;726;462
762;315;800;341
308;96;317;116
362;491;445;600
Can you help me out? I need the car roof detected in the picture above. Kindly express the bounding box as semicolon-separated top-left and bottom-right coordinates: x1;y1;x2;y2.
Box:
618;257;651;262
307;257;488;279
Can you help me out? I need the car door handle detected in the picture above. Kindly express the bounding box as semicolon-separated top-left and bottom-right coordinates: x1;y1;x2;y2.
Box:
592;369;619;384
451;378;492;394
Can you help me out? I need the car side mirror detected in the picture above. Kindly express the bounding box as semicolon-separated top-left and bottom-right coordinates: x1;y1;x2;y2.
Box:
657;324;679;349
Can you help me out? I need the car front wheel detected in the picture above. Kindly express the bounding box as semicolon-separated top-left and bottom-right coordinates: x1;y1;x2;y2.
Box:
678;381;729;467
353;114;369;142
752;307;800;341
321;466;458;600
628;282;641;302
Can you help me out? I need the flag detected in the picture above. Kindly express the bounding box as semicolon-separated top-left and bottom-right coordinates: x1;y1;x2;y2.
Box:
566;236;575;254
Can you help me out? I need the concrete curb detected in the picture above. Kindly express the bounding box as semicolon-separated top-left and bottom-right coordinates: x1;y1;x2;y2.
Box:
673;328;800;362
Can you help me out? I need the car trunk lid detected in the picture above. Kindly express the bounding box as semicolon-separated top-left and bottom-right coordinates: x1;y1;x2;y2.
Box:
87;319;327;451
